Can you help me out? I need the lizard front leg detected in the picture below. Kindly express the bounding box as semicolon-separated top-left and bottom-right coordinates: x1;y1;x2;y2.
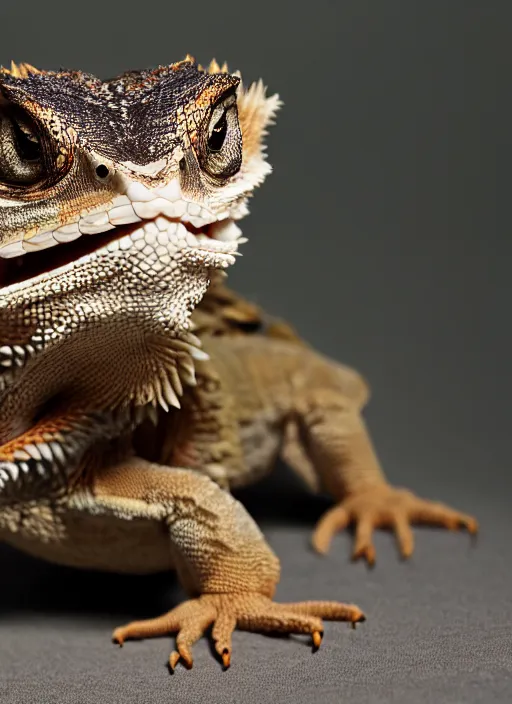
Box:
93;459;364;669
290;390;478;565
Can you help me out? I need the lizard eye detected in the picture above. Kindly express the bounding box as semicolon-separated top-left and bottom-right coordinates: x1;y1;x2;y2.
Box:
0;106;44;184
12;117;41;162
200;91;242;180
208;112;228;152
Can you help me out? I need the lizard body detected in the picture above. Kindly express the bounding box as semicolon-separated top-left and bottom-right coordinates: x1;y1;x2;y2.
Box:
0;58;477;671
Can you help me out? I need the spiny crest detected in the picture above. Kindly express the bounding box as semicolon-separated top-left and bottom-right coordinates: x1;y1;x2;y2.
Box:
0;61;42;78
206;58;230;74
181;55;231;75
237;80;282;165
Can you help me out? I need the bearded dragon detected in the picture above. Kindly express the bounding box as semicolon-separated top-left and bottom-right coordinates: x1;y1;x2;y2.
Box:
0;58;477;672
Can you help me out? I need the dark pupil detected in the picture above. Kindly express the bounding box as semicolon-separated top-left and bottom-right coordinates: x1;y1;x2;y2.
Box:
208;112;227;152
12;118;41;162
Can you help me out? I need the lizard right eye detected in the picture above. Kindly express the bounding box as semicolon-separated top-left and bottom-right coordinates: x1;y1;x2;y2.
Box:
0;107;45;185
12;117;41;162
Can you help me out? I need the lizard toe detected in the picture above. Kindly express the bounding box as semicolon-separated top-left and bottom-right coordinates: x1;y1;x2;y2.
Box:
113;592;365;670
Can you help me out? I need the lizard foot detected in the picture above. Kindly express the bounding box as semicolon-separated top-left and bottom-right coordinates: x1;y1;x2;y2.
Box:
112;593;365;670
311;484;478;565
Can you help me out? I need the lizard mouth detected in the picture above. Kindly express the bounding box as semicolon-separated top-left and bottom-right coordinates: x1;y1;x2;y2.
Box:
0;215;243;291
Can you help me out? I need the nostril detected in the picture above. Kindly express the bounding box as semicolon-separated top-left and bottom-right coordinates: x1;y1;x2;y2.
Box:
95;164;110;179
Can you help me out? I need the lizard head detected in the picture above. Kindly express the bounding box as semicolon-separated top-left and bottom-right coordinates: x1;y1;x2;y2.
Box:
0;58;280;428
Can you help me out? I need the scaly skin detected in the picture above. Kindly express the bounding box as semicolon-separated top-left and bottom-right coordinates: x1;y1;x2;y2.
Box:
190;279;478;558
194;331;478;560
0;306;477;669
0;59;367;670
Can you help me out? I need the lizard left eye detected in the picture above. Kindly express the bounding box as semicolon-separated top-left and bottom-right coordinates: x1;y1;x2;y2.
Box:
200;92;242;180
208;112;228;152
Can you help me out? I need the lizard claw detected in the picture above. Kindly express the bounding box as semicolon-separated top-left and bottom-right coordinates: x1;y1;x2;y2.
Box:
113;593;364;670
352;542;376;567
169;651;181;671
221;648;231;669
312;629;323;650
112;629;125;646
312;484;478;562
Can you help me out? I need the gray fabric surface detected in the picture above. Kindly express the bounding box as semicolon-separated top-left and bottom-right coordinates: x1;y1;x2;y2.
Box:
1;465;511;704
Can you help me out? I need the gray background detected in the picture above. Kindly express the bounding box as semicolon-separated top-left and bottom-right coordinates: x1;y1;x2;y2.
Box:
0;1;510;702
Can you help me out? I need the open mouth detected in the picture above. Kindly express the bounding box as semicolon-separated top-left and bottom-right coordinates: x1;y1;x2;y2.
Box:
0;215;243;291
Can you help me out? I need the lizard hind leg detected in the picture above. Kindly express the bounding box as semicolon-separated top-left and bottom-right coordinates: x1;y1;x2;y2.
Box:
290;383;478;565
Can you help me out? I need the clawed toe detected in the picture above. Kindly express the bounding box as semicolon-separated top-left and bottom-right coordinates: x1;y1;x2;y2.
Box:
312;484;478;562
311;630;323;650
352;543;376;566
113;592;365;670
112;631;124;646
